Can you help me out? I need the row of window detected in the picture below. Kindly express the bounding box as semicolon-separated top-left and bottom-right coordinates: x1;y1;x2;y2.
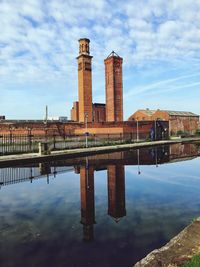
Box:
78;62;92;71
79;44;89;54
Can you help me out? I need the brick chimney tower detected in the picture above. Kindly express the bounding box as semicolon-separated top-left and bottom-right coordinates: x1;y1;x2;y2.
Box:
77;38;93;123
104;51;123;122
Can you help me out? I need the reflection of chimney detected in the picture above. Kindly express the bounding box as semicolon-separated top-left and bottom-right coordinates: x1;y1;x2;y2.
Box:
107;165;126;222
80;165;95;241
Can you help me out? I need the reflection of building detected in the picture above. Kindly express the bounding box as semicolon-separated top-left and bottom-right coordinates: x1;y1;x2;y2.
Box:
129;109;199;135
80;165;95;241
107;165;126;222
105;51;123;122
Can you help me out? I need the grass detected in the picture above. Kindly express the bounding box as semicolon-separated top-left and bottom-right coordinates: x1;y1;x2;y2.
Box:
183;253;200;267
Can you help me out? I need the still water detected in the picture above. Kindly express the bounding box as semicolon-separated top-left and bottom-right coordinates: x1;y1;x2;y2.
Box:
0;143;200;267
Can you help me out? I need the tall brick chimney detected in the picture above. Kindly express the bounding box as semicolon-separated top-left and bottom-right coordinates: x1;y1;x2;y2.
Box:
104;51;123;122
77;38;93;123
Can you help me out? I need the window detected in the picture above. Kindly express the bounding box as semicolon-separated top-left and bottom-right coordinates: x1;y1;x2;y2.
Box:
78;63;82;71
85;62;91;71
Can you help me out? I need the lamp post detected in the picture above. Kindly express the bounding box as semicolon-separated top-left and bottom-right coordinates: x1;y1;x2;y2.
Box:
154;120;157;141
136;119;139;142
85;113;88;148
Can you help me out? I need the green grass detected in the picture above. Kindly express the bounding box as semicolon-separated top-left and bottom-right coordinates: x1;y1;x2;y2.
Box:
183;253;200;267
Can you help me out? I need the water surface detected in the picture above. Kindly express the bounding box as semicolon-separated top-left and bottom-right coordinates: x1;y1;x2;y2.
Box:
0;143;200;267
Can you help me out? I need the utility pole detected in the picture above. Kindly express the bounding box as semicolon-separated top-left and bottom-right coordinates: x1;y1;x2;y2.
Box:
136;119;139;142
85;113;88;148
45;105;48;125
154;120;157;141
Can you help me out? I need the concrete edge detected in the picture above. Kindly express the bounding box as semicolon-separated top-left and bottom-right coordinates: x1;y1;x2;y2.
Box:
0;137;199;167
133;217;200;267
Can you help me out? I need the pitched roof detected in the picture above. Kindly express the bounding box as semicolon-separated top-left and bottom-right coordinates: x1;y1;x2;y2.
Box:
106;51;121;59
136;109;199;117
138;109;156;116
159;110;199;117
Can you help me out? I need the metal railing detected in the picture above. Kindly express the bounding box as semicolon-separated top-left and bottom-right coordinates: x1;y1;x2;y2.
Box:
0;133;150;156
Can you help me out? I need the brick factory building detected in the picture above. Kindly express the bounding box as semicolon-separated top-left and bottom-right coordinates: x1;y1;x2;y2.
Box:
71;102;106;123
0;38;169;139
128;109;199;135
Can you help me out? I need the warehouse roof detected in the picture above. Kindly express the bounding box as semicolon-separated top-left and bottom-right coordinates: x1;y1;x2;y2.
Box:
137;109;156;116
159;110;199;117
138;109;199;117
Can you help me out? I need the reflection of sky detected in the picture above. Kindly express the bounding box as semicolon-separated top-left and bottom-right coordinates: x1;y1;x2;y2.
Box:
1;157;200;267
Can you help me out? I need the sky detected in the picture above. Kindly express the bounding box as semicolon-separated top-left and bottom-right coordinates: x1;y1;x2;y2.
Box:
0;0;200;120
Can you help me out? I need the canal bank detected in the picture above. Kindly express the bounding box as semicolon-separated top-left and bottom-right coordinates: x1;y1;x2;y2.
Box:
0;137;200;166
134;217;200;267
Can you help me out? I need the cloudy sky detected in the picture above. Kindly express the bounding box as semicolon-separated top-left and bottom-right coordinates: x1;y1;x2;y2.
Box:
1;0;200;119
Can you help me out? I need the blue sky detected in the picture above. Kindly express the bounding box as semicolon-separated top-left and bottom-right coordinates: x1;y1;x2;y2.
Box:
0;0;200;119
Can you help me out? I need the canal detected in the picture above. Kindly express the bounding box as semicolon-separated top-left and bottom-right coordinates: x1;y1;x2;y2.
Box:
0;143;200;267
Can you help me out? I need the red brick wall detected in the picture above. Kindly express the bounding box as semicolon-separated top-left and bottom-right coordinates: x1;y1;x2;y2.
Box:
169;115;199;135
0;120;162;139
93;104;106;122
71;101;79;122
129;110;199;135
0;121;82;136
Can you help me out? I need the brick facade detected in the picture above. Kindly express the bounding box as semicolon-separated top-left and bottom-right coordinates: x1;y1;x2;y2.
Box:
92;103;106;122
71;102;106;122
71;101;79;122
129;109;199;135
104;52;123;122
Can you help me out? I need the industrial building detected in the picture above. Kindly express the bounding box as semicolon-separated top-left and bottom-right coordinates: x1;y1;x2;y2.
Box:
128;109;199;135
1;38;198;138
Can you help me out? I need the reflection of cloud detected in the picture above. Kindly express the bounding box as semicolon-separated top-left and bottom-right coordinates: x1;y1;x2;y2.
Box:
126;161;200;190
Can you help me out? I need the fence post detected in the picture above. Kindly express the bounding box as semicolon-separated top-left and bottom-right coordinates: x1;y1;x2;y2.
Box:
38;142;51;155
53;134;56;150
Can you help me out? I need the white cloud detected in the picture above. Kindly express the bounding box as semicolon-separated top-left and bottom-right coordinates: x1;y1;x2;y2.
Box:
0;0;200;118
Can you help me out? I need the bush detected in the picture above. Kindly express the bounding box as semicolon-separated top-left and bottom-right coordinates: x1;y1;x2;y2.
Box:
183;253;200;267
195;129;200;135
176;130;190;137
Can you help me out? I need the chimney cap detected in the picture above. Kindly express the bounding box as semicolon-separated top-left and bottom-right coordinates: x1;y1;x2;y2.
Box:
79;38;90;43
106;50;121;59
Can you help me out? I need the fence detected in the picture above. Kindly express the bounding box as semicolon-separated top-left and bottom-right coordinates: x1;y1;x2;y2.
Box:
0;132;150;156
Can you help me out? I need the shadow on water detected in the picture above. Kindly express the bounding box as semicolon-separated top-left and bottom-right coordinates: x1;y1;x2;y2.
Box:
0;143;200;267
